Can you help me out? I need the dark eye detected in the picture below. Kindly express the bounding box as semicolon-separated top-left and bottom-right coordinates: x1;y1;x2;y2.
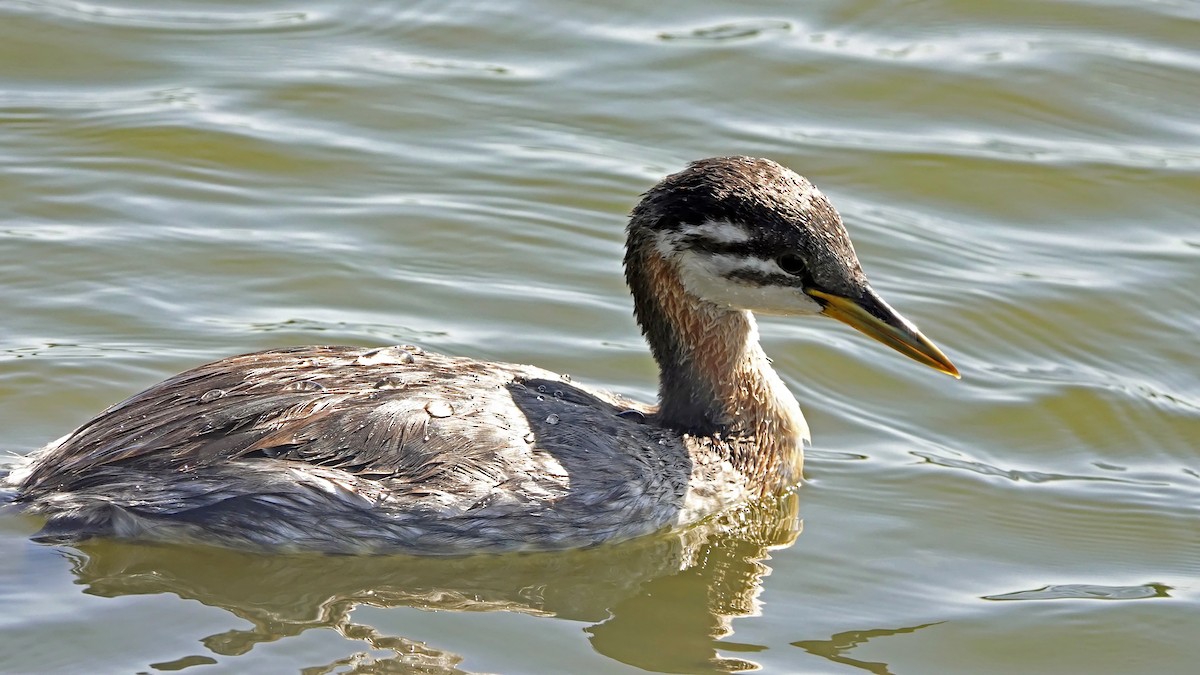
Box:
776;253;807;277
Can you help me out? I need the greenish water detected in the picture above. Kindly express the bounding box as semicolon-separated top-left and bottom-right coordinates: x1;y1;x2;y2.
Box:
1;0;1197;672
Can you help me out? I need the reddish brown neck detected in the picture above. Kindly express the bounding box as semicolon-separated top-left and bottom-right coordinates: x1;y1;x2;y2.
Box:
624;236;807;488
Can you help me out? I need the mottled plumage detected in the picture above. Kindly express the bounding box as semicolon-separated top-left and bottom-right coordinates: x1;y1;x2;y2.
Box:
9;156;957;553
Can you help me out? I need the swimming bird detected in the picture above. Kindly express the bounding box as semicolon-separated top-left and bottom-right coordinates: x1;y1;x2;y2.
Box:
8;156;957;554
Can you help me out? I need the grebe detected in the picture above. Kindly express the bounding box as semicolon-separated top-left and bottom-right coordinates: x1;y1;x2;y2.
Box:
9;157;957;554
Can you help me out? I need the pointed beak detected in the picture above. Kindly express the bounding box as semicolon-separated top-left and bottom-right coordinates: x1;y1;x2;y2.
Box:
807;287;960;378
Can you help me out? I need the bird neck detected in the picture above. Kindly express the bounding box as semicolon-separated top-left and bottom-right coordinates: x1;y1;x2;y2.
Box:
625;237;808;489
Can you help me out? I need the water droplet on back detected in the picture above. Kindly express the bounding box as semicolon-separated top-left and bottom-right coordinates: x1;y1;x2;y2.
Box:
356;346;416;365
285;380;325;392
375;374;406;389
545;413;560;425
199;389;226;403
617;409;646;423
425;400;454;418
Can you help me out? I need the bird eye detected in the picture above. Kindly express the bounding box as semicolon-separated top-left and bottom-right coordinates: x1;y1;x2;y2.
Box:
776;253;807;277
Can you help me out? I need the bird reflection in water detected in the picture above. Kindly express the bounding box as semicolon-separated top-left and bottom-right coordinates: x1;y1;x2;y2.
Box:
60;491;801;673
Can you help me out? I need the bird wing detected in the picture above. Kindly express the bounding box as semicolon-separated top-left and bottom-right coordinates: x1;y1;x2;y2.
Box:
19;346;552;496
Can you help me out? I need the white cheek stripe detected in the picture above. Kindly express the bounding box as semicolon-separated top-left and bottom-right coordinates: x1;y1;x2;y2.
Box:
653;219;752;258
674;250;823;316
708;254;780;277
682;219;752;244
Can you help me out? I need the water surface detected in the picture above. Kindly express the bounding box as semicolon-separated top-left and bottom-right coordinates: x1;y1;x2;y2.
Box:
1;0;1197;672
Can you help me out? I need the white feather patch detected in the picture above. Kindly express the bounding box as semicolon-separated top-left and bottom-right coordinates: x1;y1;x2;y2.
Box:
653;219;752;257
672;250;823;316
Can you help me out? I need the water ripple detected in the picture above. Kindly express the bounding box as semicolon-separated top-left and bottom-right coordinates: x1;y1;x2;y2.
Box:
341;48;521;79
775;125;1200;171
657;19;793;43
912;450;1164;487
7;0;316;33
983;582;1172;602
